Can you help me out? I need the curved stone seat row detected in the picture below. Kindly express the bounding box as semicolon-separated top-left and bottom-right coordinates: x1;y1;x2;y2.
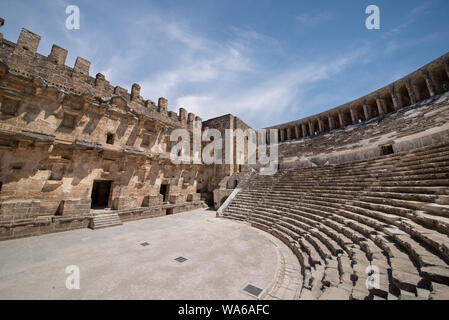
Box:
273;96;449;169
269;53;449;143
223;142;449;300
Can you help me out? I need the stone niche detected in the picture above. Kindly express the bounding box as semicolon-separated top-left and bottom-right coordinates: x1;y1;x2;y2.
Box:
112;196;138;210
142;194;163;207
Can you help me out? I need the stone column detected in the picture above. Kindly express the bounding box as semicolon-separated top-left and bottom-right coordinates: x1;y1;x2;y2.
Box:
327;113;335;130
389;85;400;110
444;60;449;80
279;128;285;142
422;69;437;97
286;127;292;140
317;118;324;133
349;105;357;124
362;101;371;120
375;94;385;116
337;111;345;128
308;121;314;136
405;78;418;104
295;125;300;139
301;123;308;137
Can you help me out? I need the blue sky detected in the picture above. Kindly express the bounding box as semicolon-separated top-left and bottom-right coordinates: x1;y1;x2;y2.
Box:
0;0;448;129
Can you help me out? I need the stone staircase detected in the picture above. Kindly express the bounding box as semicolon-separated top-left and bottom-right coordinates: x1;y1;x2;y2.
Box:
89;213;123;230
222;141;449;300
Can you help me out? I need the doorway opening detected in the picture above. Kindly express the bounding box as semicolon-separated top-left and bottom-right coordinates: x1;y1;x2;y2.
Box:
381;145;394;156
160;184;169;203
91;180;112;209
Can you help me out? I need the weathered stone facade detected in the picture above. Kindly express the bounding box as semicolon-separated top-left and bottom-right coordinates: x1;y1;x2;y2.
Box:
221;75;449;299
0;23;249;240
2;19;449;300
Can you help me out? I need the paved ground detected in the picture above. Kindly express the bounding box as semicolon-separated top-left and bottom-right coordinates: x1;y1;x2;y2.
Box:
0;209;288;300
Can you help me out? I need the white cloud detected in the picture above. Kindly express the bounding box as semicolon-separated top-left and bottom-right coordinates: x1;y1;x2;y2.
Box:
174;56;352;128
22;4;385;128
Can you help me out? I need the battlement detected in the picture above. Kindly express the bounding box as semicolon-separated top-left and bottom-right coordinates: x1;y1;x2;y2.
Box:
0;24;198;129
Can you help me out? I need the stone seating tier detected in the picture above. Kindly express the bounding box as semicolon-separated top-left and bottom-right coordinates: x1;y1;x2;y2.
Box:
222;141;449;300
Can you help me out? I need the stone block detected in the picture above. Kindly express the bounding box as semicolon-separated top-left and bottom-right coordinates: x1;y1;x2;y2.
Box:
142;195;163;207
15;28;40;55
187;193;201;203
169;194;185;205
73;57;90;76
48;45;68;65
112;196;138;210
0;200;40;218
57;198;91;216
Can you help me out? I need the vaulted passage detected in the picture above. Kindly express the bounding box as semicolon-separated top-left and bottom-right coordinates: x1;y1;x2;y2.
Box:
339;108;352;127
91;180;112;209
397;83;412;108
320;117;330;132
413;76;431;101
430;65;449;94
381;92;395;114
351;104;365;123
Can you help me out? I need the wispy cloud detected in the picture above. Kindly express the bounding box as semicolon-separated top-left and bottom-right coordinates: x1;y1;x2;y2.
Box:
383;1;433;38
295;12;333;26
175;55;353;127
4;0;442;129
48;8;361;128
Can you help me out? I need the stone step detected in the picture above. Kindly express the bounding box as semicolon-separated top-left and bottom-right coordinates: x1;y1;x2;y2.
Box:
389;165;449;177
412;211;449;237
373;179;449;187
395;219;449;263
303;194;354;203
351;200;413;218
251;211;280;223
363;191;439;203
89;213;123;230
338;207;390;231
379;172;449;183
390;258;426;293
283;211;321;229
404;143;449;158
297;237;322;267
399;152;449;166
368;186;449;195
392;161;449;174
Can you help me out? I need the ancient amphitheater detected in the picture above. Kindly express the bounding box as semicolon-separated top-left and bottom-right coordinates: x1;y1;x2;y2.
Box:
1;19;449;300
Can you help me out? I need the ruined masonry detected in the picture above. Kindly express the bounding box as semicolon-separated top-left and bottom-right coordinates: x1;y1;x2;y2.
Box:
219;52;449;299
0;22;250;238
2;19;449;300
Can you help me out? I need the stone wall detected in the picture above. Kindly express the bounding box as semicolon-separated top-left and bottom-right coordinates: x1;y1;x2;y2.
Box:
0;22;223;240
202;114;252;194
